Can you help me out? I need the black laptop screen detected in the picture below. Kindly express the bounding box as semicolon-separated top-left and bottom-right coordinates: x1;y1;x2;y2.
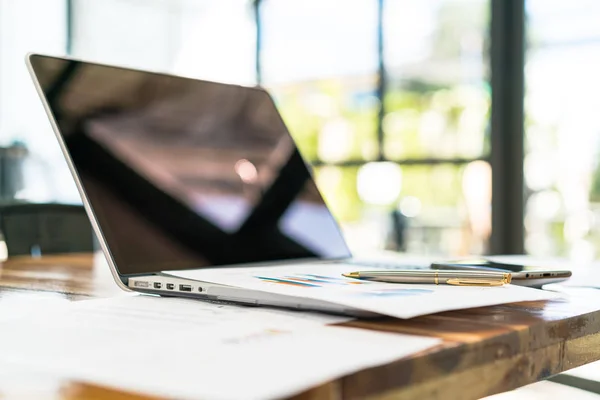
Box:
29;55;351;275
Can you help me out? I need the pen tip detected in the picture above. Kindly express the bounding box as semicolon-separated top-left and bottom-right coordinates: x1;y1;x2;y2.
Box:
343;272;359;279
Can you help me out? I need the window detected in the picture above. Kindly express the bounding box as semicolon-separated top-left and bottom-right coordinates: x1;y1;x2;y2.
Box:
383;0;490;255
525;0;600;261
0;0;74;203
70;0;256;85
260;0;490;255
0;0;542;257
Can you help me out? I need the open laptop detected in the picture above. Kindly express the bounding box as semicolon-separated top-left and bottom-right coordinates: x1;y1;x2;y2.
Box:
27;54;391;317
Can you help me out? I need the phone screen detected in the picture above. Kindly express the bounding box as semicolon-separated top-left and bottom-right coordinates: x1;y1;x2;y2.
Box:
432;259;526;272
432;259;572;287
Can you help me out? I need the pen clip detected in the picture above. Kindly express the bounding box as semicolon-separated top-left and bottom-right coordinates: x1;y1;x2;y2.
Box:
445;278;506;287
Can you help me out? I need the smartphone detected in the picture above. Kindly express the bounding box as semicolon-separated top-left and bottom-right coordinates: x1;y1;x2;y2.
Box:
431;259;572;288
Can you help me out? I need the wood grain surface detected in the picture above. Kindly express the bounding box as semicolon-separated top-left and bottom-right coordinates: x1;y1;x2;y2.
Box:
0;254;599;400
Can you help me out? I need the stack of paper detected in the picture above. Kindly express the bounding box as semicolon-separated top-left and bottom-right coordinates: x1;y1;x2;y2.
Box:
0;258;563;398
170;263;560;319
0;296;441;399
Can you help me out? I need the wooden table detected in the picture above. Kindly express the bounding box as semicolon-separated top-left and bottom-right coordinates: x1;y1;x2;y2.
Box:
2;254;600;400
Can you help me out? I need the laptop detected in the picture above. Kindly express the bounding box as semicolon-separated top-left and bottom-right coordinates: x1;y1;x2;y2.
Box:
27;54;394;317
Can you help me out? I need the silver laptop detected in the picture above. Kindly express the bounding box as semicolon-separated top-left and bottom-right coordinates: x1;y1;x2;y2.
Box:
27;54;389;317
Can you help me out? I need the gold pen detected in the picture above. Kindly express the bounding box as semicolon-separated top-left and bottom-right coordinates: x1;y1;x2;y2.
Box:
342;270;511;286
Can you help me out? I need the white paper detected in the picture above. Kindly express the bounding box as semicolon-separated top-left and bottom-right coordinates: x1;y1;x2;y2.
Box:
0;292;72;322
560;360;600;383
0;295;440;400
48;294;352;331
0;362;64;399
171;263;561;319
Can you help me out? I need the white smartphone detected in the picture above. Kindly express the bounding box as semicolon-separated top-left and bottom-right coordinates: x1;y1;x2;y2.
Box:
431;259;572;288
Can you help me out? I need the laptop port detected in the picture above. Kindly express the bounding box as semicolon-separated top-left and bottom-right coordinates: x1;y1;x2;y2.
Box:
179;284;192;292
198;287;203;292
153;282;162;289
166;283;175;290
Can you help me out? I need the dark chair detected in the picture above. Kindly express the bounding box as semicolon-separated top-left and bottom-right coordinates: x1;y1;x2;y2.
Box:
0;203;93;257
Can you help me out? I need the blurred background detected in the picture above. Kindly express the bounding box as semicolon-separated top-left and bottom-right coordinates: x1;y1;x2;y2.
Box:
0;0;598;261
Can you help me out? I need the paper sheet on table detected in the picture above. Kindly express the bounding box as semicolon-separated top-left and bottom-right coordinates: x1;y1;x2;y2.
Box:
43;294;352;330
171;263;561;319
0;293;73;322
0;295;440;400
0;361;64;399
560;360;600;383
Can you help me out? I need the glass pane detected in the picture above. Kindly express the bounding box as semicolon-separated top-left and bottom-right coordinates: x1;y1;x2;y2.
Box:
314;162;491;256
271;80;379;163
383;0;490;159
525;0;600;261
171;0;256;85
72;0;256;85
0;0;76;203
260;0;378;83
260;0;379;163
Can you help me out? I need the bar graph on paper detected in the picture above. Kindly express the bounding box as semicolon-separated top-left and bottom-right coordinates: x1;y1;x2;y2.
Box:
254;274;432;297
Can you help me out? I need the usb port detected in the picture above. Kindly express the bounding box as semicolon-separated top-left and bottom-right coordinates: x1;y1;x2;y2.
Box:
179;284;192;292
166;283;175;290
153;282;162;289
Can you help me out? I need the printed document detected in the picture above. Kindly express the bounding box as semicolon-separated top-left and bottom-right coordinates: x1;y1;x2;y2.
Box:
0;295;441;400
171;263;560;319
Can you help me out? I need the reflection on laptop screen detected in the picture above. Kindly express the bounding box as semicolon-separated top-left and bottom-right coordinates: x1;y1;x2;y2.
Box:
29;55;351;275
